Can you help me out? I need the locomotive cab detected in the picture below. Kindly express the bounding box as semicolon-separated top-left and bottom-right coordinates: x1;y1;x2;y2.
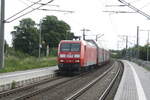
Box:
58;40;82;72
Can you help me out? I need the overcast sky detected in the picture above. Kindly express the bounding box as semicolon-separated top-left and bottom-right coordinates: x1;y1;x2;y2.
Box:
4;0;150;50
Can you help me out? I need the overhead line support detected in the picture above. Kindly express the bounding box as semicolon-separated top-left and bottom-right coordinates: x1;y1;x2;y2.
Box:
118;0;150;20
0;0;5;69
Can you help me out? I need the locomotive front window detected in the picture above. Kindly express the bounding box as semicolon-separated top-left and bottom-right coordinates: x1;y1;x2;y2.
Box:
60;43;80;52
60;43;70;51
70;43;80;52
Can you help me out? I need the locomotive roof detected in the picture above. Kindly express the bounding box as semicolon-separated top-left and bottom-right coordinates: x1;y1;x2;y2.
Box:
60;40;96;47
60;40;81;42
59;40;109;51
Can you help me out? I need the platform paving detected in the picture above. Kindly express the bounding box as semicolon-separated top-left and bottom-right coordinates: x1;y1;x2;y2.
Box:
0;66;58;92
114;60;150;100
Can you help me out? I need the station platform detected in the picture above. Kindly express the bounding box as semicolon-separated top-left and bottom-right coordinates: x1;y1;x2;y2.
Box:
114;60;150;100
0;66;58;92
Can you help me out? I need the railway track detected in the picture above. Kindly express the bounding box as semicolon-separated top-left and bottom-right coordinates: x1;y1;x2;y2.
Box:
66;61;123;100
0;76;62;99
0;71;92;100
0;61;116;100
18;61;114;100
14;72;93;100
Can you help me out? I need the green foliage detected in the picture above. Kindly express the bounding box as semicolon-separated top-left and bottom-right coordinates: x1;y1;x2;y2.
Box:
11;16;74;57
110;50;124;59
111;45;150;61
5;47;29;59
0;47;57;73
144;66;150;71
11;18;39;56
49;48;58;56
139;46;147;60
11;80;16;89
0;55;57;73
110;50;119;58
41;16;74;48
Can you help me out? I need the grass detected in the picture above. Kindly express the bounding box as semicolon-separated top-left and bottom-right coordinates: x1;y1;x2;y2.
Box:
131;59;150;71
144;66;150;71
0;56;57;73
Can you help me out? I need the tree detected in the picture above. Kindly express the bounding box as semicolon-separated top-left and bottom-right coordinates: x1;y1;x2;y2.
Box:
11;18;39;56
139;45;147;60
41;16;74;48
11;16;74;57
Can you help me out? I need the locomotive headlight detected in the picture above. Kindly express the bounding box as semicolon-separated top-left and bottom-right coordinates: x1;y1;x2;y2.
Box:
74;54;80;58
60;60;64;62
59;54;66;58
75;60;80;62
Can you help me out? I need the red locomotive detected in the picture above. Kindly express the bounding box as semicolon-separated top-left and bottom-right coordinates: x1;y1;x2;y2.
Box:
57;40;110;72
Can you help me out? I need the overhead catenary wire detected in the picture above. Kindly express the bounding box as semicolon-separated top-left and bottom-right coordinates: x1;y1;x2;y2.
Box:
37;8;74;13
105;5;127;7
5;0;42;22
25;0;60;7
103;10;136;13
5;0;54;23
17;0;31;6
18;0;59;9
18;0;72;15
118;0;150;20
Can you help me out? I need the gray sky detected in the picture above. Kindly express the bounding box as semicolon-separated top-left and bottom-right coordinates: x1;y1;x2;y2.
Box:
5;0;150;50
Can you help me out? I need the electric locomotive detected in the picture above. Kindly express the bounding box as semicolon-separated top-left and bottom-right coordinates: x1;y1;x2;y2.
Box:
57;40;97;72
57;40;110;72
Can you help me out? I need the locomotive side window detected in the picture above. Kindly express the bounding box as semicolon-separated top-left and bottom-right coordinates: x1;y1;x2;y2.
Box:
60;43;80;52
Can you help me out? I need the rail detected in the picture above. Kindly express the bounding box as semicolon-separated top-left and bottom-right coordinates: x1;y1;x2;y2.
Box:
66;62;118;100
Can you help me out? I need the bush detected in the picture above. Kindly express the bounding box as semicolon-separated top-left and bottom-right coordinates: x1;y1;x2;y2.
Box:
49;48;58;56
0;55;57;73
0;47;57;73
6;47;29;59
11;80;16;89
